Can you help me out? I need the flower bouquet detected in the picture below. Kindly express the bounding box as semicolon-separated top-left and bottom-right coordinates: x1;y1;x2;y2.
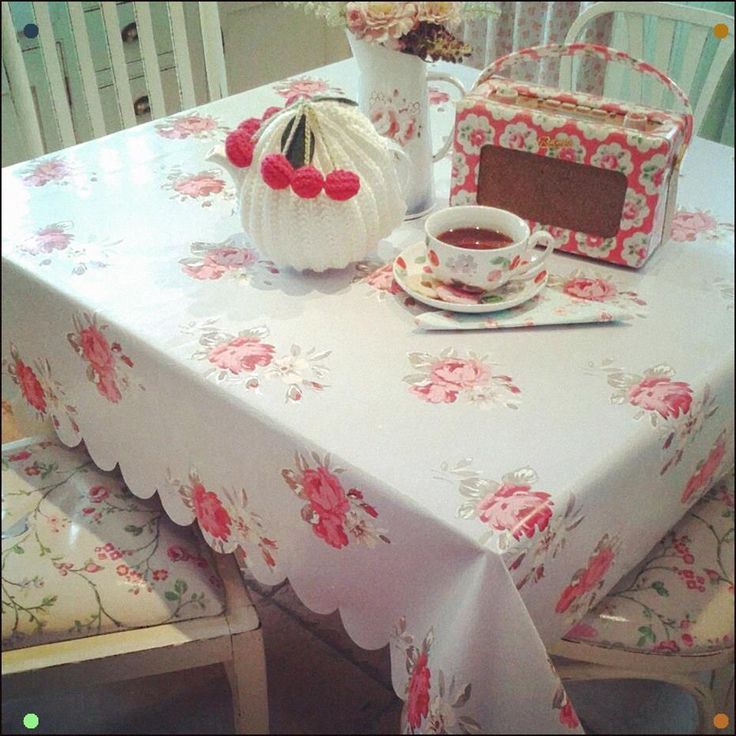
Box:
291;2;499;63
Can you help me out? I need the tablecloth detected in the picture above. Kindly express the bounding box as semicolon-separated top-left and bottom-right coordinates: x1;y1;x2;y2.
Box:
2;59;734;734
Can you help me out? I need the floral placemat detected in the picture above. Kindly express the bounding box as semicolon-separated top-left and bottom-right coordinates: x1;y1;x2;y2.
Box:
414;283;633;330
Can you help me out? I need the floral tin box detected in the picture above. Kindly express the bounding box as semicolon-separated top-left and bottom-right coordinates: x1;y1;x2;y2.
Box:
450;44;693;268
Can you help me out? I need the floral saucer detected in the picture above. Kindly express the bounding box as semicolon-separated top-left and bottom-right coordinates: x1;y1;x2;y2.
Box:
393;241;548;313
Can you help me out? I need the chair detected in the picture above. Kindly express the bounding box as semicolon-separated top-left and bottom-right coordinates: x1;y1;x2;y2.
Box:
562;2;734;135
1;1;228;159
551;470;735;734
1;436;268;735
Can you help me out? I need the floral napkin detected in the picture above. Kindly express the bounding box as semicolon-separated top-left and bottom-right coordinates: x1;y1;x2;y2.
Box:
415;276;638;330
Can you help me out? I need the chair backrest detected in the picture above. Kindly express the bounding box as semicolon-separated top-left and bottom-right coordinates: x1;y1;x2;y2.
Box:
562;1;734;134
1;1;228;159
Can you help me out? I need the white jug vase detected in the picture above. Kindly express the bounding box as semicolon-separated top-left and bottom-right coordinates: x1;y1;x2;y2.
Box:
348;33;466;219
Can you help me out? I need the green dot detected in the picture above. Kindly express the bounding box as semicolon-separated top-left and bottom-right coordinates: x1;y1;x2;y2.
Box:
23;713;39;730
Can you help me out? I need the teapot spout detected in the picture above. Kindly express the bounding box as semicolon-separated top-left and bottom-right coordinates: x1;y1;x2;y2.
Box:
206;145;245;193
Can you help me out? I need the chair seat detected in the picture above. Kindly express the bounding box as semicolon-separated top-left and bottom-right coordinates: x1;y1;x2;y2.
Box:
2;438;226;651
564;470;734;656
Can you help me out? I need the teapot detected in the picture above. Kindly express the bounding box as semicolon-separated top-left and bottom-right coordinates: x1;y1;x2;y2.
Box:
207;98;408;272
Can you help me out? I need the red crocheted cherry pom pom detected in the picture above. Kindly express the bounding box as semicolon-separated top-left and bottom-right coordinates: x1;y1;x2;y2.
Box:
290;166;324;199
260;153;293;189
262;106;282;122
324;170;360;201
237;117;262;137
225;130;255;168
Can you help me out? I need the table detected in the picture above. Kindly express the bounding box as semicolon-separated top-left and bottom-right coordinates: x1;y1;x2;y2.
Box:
2;59;734;734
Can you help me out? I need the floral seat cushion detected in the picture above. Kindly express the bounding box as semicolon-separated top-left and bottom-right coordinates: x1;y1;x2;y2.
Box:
564;470;734;656
2;438;226;651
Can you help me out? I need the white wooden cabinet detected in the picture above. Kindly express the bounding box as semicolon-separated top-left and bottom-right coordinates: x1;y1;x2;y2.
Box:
1;1;350;166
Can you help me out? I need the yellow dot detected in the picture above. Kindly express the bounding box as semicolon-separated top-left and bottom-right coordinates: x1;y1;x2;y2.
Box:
713;713;730;730
713;23;729;39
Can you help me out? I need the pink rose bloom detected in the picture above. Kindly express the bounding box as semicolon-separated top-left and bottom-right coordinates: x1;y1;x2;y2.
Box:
366;263;400;293
23;159;69;186
8;451;32;462
476;483;553;540
79;325;115;374
33;226;73;253
563;277;618;302
621;199;639;221
669;210;718;242
681;439;726;504
598;153;619;169
555;582;583;614
428;87;450;105
421;2;462;28
565;621;599;640
88;485;110;503
627;376;693;419
578;546;615;592
396;110;417;144
410;383;459;404
469;129;486;147
207;246;258;270
559;701;580;729
558;147;578;162
207;336;275;374
279;78;329;99
430;357;489;390
507;131;526;149
370;105;401;140
174;173;225;198
347;2;418;44
167;545;190;562
159;115;217;139
192;481;232;540
183;262;227;280
15;359;47;413
406;651;431;730
653;639;680;653
302;467;350;549
96;371;122;404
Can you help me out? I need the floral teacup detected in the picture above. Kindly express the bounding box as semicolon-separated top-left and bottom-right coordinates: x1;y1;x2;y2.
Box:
425;206;554;291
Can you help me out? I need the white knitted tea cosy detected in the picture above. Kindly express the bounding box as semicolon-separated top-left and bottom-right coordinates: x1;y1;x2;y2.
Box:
239;100;407;272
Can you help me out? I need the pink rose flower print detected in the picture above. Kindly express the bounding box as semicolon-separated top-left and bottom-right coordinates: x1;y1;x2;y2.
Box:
392;618;480;735
596;362;694;427
407;651;431;730
21;157;70;186
669;209;732;242
563;277;617;302
188;322;329;402
406;349;520;409
21;223;74;255
627;376;693;419
476;482;553;540
273;76;336;100
181;235;279;283
207;336;275;374
174;173;225;198
156;114;220;140
14;358;47;414
364;263;401;294
282;452;389;549
191;479;232;541
681;433;727;504
555;536;617;615
88;485;110;503
68;313;140;404
428;86;450;105
301;466;351;549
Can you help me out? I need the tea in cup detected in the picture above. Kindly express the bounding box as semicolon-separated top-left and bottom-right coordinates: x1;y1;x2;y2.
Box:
425;206;554;290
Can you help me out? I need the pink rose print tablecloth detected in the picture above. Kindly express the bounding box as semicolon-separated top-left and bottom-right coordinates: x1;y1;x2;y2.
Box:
2;59;734;734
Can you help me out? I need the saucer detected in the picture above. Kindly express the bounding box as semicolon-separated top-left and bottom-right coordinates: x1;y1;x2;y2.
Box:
393;241;548;313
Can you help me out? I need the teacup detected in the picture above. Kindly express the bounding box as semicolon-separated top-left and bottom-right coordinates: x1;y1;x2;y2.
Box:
425;206;554;290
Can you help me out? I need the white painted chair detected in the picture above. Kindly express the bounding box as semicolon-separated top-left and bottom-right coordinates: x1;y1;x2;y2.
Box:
551;470;735;734
562;2;734;135
1;1;228;158
1;436;268;735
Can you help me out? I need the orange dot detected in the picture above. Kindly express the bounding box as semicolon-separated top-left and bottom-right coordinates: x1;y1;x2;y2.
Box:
713;23;729;39
713;713;730;730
